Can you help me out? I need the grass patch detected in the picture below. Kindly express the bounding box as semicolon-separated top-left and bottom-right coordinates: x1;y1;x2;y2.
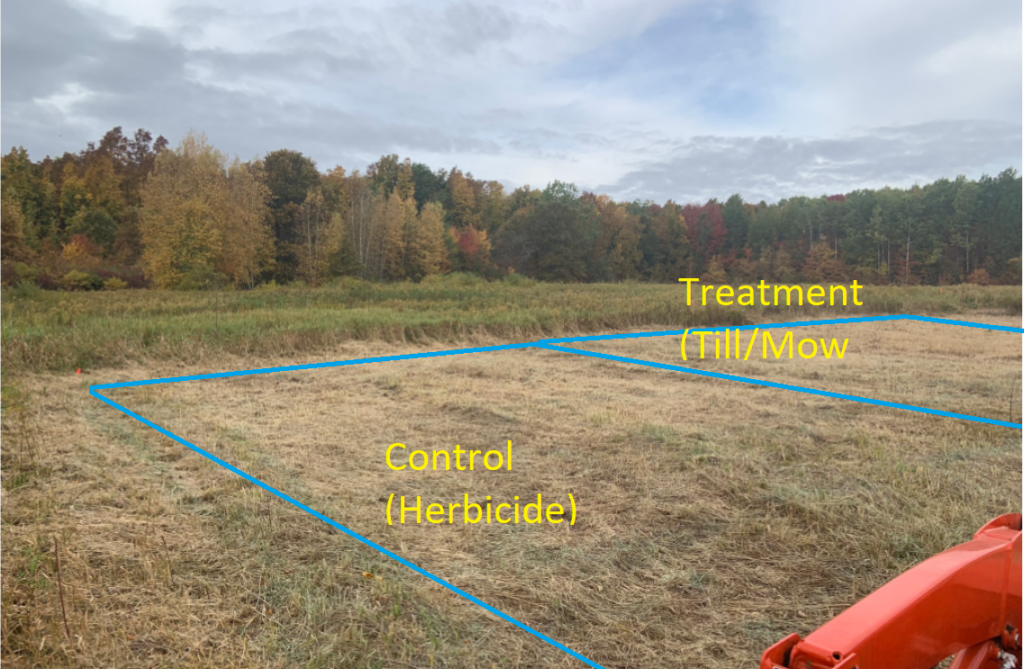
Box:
0;284;1020;667
2;280;1019;373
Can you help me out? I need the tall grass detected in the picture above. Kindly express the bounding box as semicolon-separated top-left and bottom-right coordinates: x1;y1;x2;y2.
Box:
2;276;1019;373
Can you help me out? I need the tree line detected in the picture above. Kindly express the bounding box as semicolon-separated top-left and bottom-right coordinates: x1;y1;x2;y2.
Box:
1;127;1020;290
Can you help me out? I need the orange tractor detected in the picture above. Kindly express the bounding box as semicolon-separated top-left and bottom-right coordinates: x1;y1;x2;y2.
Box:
761;514;1021;669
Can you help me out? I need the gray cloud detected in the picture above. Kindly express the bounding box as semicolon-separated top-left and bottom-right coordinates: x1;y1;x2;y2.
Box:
1;0;509;167
600;121;1022;203
2;0;1020;202
2;0;108;103
440;3;517;55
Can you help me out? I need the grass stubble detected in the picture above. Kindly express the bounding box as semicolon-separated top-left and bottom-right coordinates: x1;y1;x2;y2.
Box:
1;284;1021;668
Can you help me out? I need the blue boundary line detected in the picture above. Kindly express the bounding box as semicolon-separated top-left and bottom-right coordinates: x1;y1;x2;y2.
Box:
90;314;1023;391
536;314;1024;344
87;389;606;669
91;343;537;390
535;344;1022;429
87;313;1023;668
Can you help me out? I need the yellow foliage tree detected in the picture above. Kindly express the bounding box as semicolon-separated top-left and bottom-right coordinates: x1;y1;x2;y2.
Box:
701;257;729;284
446;168;479;229
395;159;415;201
0;192;28;262
82;153;125;217
221;159;273;288
406;201;449;280
140;132;271;289
594;198;642;280
378;191;414;280
60;166;91;223
294;186;345;285
608;225;642;280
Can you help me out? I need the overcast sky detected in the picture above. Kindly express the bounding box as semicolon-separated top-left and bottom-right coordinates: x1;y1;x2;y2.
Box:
3;0;1021;203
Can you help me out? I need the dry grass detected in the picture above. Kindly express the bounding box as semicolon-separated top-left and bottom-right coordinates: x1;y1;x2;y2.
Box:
578;313;1024;424
2;313;1020;668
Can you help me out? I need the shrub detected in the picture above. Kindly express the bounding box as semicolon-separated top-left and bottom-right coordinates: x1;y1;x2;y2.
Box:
61;235;104;270
178;267;230;291
96;267;149;289
324;275;371;290
14;262;42;282
60;270;103;291
10;280;43;299
103;277;129;291
2;262;40;287
1007;258;1022;284
965;268;991;286
503;273;536;287
444;272;485;287
700;258;729;284
0;264;18;287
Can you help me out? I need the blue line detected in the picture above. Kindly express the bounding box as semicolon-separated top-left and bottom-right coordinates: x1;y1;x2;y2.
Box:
537;314;904;343
537;314;1023;344
902;314;1024;333
536;343;1022;429
90;315;1023;391
88;388;608;669
86;312;1022;666
91;343;538;390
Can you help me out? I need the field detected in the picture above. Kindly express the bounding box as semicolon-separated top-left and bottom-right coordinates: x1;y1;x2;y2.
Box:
1;281;1021;668
2;277;1020;373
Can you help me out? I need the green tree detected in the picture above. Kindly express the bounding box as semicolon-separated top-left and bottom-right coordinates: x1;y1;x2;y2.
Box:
494;181;598;281
264;149;321;281
722;194;751;253
67;208;118;251
410;163;446;211
0;192;30;264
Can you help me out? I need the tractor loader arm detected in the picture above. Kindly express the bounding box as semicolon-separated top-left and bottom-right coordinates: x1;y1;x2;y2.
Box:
762;513;1022;669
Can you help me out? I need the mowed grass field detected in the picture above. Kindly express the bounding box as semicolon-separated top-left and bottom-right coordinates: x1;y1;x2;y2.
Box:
1;282;1021;668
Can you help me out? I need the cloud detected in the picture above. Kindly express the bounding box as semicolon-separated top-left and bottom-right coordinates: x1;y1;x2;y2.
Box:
759;0;1022;132
1;0;1020;203
598;121;1022;203
1;0;514;166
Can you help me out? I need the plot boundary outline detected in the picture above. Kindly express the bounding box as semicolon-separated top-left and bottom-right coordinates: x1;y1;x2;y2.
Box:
88;314;1023;669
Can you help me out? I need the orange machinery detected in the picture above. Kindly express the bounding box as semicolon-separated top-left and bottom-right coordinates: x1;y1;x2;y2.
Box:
762;514;1021;669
